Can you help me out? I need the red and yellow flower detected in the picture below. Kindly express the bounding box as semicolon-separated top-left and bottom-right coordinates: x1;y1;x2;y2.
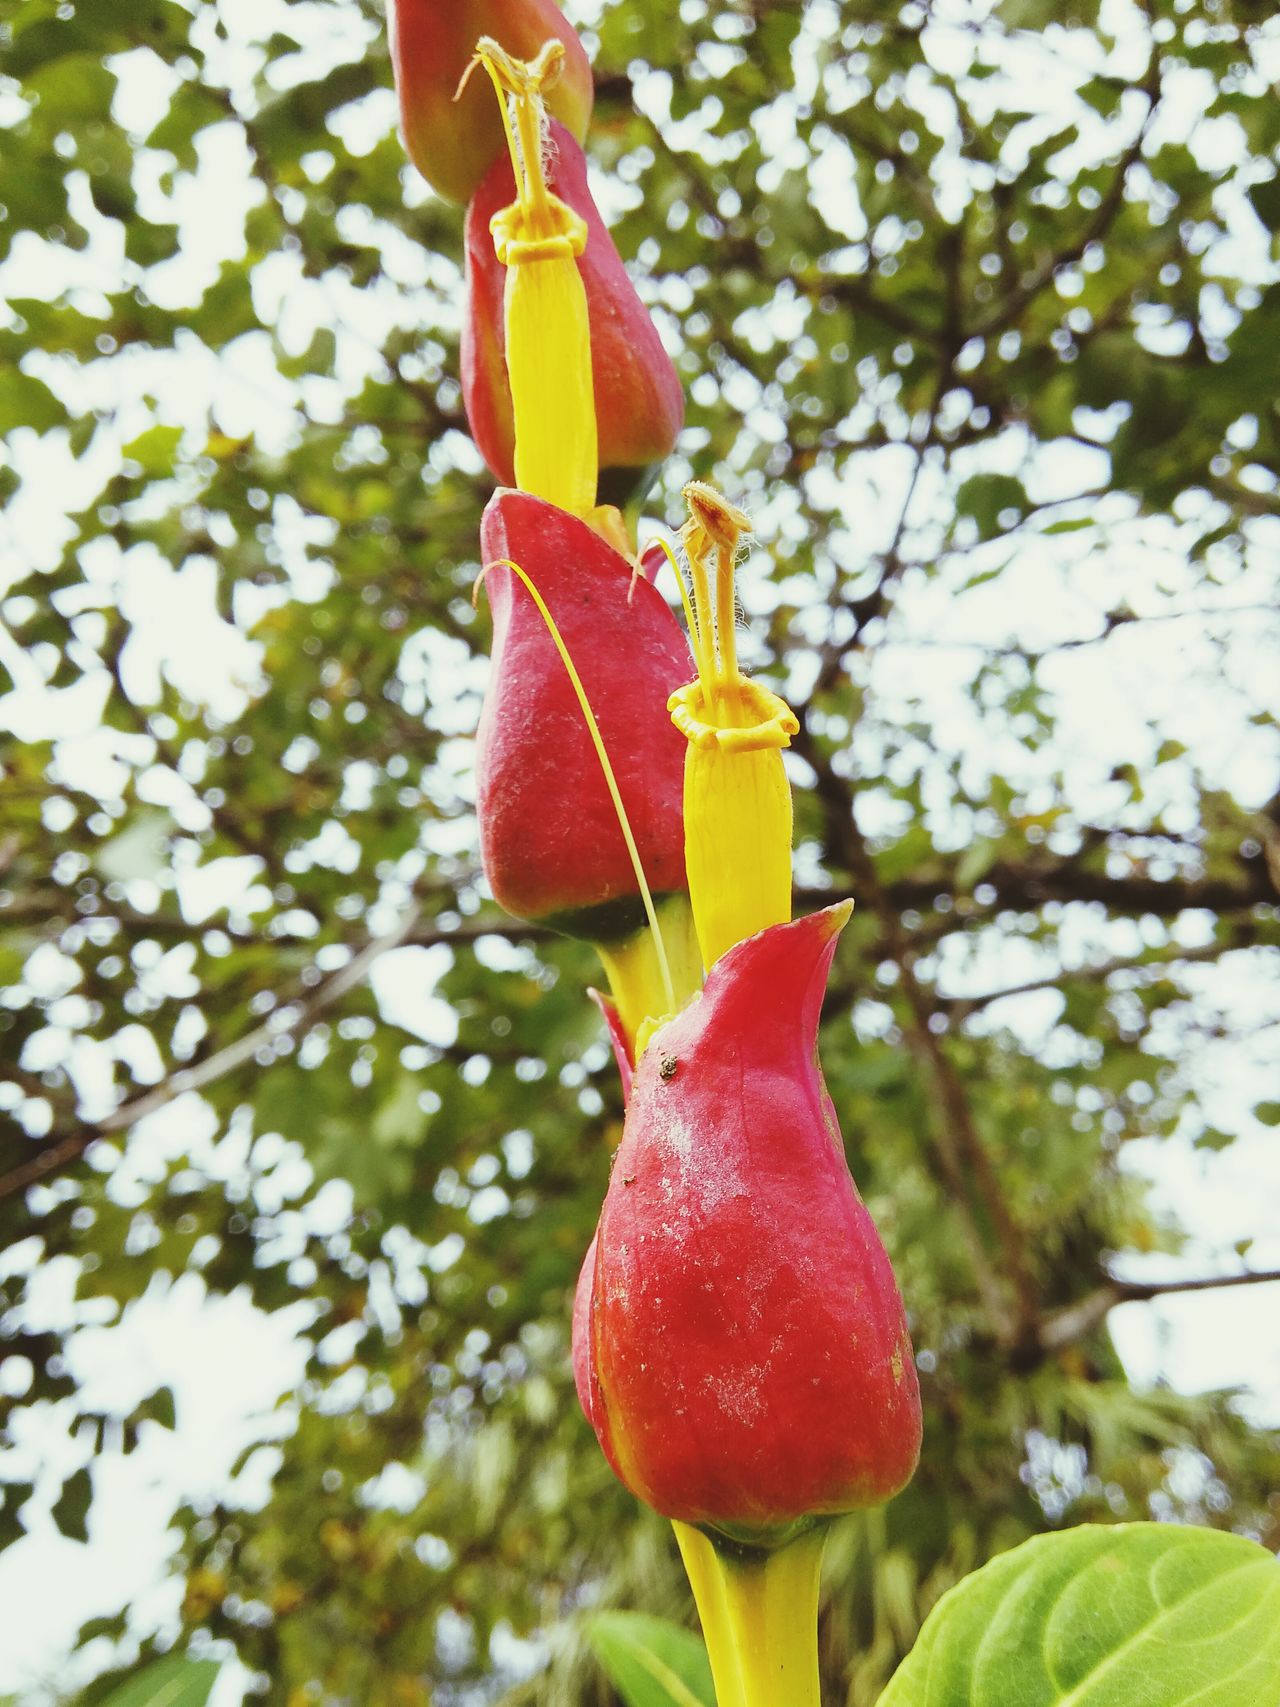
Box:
389;14;923;1705
462;41;683;514
388;0;592;205
475;488;701;1046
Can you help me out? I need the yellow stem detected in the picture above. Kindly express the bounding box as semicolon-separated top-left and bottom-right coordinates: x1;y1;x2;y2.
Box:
594;894;702;1054
674;1523;827;1707
475;559;674;1014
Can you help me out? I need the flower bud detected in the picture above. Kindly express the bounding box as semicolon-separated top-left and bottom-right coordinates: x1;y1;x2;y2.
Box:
464;119;685;510
577;904;921;1543
587;988;634;1103
475;490;703;1038
388;0;592;206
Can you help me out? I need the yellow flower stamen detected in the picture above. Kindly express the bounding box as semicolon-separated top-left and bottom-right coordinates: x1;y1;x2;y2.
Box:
643;536;710;681
665;483;799;971
474;558;674;1016
469;37;598;516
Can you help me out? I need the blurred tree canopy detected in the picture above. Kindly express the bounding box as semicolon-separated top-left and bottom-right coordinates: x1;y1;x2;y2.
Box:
2;0;1279;1702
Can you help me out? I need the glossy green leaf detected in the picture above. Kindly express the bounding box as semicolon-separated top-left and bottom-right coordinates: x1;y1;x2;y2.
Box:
879;1523;1280;1707
588;1612;716;1707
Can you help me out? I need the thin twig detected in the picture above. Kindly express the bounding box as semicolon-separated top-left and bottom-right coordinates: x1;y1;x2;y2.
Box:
940;937;1260;1018
1039;1267;1280;1354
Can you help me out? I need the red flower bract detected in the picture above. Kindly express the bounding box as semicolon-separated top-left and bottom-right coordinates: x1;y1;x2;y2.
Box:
464;121;685;509
475;490;692;937
576;904;922;1540
389;0;593;206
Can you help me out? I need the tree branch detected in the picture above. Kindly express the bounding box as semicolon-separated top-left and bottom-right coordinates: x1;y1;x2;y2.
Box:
974;47;1160;340
939;936;1262;1019
1038;1266;1280;1354
852;847;1272;920
0;899;425;1202
792;723;1040;1344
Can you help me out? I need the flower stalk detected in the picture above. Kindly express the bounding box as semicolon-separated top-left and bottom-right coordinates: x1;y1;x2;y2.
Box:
676;1524;827;1707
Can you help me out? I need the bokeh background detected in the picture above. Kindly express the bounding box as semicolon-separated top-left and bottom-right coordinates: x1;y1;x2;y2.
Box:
1;0;1279;1701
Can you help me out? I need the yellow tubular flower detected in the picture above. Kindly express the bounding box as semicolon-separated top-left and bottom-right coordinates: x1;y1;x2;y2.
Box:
666;483;799;971
471;38;598;516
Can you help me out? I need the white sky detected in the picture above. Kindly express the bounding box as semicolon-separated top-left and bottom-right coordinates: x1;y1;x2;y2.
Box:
1;0;1278;1698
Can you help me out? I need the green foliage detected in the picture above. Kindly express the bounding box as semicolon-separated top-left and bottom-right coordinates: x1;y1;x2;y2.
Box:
880;1522;1280;1706
94;1657;221;1707
50;1465;92;1543
1;0;1278;1701
588;1612;716;1707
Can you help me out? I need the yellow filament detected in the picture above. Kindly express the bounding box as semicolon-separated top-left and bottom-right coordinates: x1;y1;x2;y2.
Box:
685;525;715;674
683;481;750;690
643;536;712;684
713;539;738;684
471;37;598;516
674;1523;827;1707
460;40;559;223
474;558;675;1015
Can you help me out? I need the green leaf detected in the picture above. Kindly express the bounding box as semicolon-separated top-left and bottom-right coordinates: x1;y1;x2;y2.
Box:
1248;175;1280;233
96;1656;220;1707
1193;1126;1235;1153
51;1466;92;1542
24;52;117;125
0;1481;33;1552
0;367;67;435
879;1522;1280;1707
122;424;184;479
1254;1101;1280;1127
136;1384;177;1431
588;1611;716;1707
1041;517;1095;535
955;474;1029;542
146;86;230;172
955;837;1000;892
